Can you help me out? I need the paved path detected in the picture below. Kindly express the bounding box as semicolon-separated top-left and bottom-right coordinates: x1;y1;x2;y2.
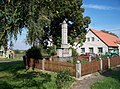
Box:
70;72;104;89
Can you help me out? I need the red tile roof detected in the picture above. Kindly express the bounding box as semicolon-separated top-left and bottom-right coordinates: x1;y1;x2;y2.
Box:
90;28;120;47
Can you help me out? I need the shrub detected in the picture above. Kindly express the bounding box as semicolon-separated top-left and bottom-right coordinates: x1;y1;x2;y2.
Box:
47;45;56;56
55;71;73;89
70;47;78;57
14;50;25;54
0;81;13;89
26;46;42;59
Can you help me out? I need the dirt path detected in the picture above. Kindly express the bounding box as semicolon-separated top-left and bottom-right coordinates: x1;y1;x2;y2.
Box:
70;72;104;89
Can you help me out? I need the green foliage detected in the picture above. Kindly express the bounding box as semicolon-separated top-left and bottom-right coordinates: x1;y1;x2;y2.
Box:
71;47;78;57
49;0;91;47
47;45;56;56
14;50;25;54
0;81;13;89
0;0;91;50
26;46;42;59
16;0;90;48
55;71;74;89
0;0;22;49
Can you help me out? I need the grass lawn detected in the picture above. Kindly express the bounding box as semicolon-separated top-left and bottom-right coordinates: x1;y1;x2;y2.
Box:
0;54;24;61
91;68;120;89
0;61;74;89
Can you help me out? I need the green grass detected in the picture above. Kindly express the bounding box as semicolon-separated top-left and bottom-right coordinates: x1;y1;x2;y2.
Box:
91;68;120;89
0;54;24;61
0;61;74;89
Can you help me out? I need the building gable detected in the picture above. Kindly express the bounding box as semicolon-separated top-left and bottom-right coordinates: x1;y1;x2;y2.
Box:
90;28;120;47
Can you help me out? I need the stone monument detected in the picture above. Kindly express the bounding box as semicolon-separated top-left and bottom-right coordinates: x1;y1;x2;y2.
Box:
57;20;72;58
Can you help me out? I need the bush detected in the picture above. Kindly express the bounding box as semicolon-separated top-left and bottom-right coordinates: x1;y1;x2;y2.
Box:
14;50;25;54
47;45;56;56
70;47;78;57
26;46;42;59
55;71;73;89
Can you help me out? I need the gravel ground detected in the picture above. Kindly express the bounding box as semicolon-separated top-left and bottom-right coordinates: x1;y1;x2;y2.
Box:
70;66;120;89
70;72;104;89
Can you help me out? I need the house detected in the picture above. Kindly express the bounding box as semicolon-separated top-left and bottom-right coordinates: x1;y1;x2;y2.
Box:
76;28;120;55
0;45;15;58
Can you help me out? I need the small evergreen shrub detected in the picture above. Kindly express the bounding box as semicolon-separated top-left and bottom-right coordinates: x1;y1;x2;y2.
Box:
55;71;73;89
70;47;78;57
26;46;42;59
47;45;56;56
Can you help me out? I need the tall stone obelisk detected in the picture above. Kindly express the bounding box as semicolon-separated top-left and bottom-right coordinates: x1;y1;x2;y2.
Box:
61;20;69;48
57;20;72;58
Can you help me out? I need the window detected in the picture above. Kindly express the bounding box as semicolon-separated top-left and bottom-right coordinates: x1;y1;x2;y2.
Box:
98;47;103;53
92;37;94;41
81;48;85;53
89;48;94;53
87;38;90;42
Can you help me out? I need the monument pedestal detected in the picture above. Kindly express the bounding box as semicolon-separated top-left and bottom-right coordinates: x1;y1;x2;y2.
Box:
57;48;72;57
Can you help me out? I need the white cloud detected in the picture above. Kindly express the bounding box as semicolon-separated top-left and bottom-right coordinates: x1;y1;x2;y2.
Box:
83;4;120;10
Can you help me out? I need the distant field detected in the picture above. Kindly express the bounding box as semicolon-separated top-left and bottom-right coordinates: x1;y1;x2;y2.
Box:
91;68;120;89
0;53;24;61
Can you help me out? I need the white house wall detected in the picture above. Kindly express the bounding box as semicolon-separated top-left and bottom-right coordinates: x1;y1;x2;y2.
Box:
76;30;108;55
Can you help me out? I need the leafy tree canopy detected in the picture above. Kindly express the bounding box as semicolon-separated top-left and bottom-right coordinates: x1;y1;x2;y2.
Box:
25;0;91;48
0;0;91;49
0;0;22;50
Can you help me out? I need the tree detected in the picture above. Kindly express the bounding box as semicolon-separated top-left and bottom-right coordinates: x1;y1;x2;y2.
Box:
25;0;91;48
49;0;91;47
0;0;22;50
0;0;91;49
17;0;52;47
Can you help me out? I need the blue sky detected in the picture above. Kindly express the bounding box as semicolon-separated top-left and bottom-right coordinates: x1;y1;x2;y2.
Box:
12;28;31;50
13;0;120;50
83;0;120;37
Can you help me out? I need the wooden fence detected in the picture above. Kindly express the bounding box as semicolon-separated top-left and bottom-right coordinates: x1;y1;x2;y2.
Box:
81;56;120;76
81;61;100;76
110;56;120;67
45;60;76;76
25;56;120;77
26;59;75;76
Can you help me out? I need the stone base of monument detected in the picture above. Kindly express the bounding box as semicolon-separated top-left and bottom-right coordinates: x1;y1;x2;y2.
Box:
57;57;73;62
57;48;72;57
57;48;72;61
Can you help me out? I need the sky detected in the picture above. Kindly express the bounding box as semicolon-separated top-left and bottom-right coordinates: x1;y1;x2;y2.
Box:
13;0;120;50
82;0;120;37
12;28;31;50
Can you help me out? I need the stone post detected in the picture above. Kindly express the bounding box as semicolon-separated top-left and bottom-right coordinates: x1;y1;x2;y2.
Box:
107;57;110;69
76;60;81;78
89;55;92;62
99;58;103;70
42;58;45;71
49;56;52;61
